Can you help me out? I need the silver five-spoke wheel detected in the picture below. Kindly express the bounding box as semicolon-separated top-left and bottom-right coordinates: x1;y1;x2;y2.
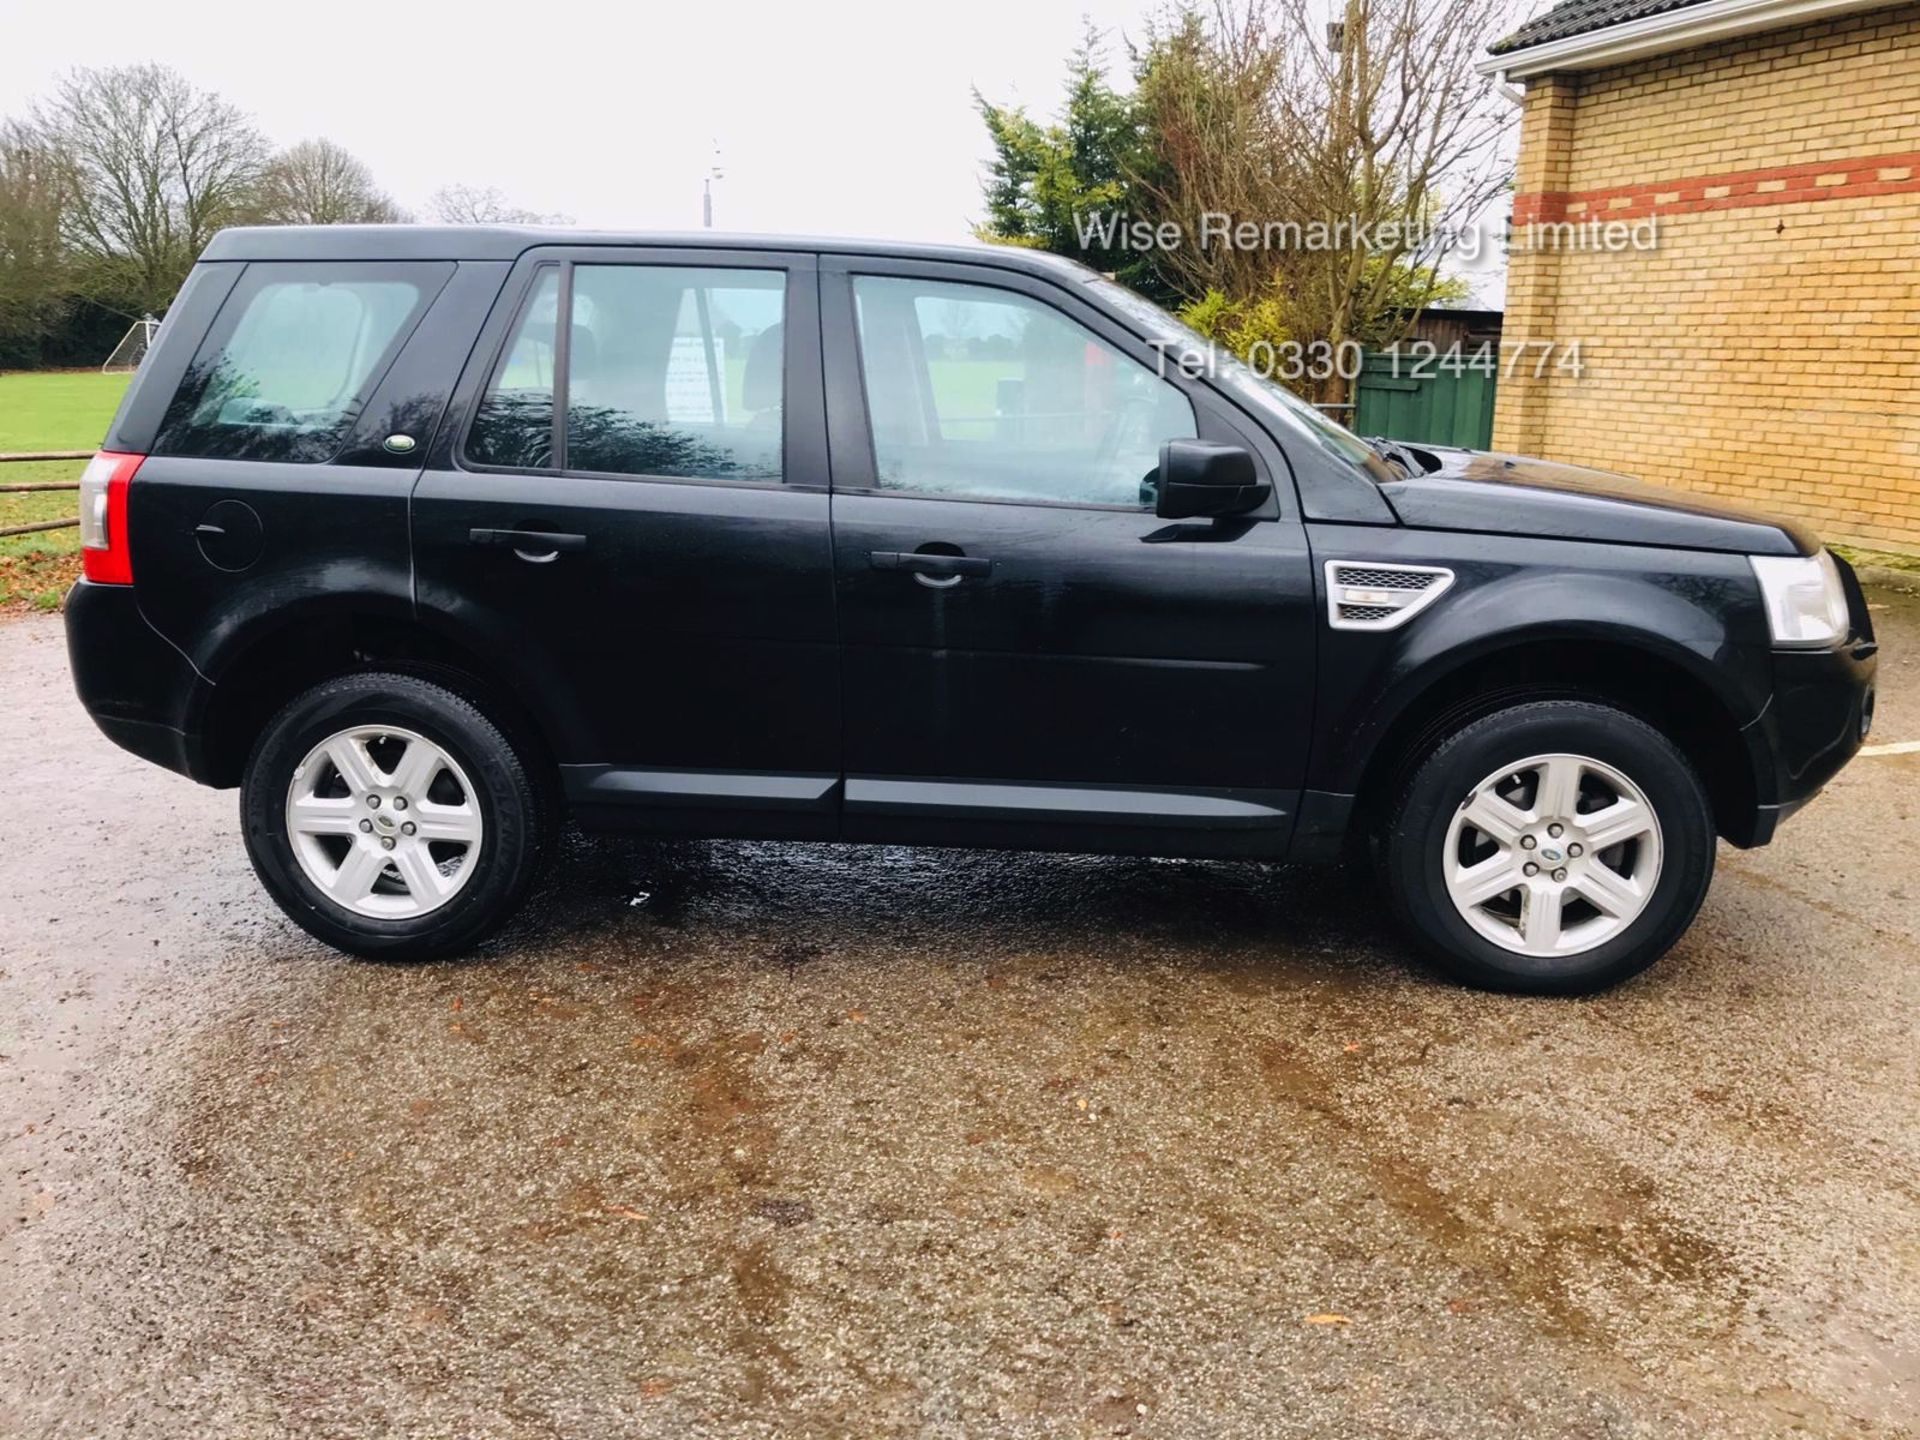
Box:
285;725;484;919
1443;752;1663;958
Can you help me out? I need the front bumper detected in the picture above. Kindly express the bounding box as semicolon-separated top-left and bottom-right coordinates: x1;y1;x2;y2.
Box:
65;579;212;783
1737;635;1877;846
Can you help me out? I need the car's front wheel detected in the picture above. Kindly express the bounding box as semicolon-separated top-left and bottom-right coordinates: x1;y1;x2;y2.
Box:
1383;699;1715;994
242;672;543;960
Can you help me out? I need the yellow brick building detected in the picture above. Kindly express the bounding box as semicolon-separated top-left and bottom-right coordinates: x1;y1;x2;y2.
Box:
1483;0;1920;553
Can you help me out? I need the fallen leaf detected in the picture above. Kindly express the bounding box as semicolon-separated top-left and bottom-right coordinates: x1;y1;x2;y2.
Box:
450;997;463;1012
1304;1313;1351;1325
848;1009;867;1023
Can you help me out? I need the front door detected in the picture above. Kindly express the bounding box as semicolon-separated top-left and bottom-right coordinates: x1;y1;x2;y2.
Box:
821;258;1318;857
411;247;840;837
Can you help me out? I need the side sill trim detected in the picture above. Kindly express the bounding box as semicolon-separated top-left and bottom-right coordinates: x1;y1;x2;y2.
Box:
843;777;1294;830
561;766;840;812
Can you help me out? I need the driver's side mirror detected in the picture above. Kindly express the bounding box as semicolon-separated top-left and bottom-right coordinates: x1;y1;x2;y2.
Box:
1153;439;1270;520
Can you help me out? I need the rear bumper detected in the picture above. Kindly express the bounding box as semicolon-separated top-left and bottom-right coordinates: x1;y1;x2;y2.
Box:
64;579;213;783
1734;637;1877;846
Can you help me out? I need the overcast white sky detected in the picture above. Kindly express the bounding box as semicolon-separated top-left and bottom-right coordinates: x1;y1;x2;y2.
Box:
2;0;1193;237
2;0;1525;301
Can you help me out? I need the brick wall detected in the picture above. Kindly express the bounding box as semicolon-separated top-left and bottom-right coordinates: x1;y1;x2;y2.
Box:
1492;3;1920;552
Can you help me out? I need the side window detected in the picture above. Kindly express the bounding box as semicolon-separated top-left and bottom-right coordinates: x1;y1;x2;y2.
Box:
468;268;561;469
568;266;784;481
851;275;1196;507
467;263;786;482
156;262;445;463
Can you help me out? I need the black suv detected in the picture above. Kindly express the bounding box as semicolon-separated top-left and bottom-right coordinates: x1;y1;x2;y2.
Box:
65;226;1877;992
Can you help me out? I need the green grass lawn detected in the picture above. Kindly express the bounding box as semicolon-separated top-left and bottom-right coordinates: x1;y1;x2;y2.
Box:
0;370;129;451
0;371;131;611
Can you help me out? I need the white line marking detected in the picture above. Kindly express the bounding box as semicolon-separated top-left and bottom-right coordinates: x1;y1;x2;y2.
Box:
1860;740;1920;757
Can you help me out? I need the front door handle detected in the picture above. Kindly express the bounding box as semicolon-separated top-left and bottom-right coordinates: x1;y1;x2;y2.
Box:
869;550;993;580
469;527;588;563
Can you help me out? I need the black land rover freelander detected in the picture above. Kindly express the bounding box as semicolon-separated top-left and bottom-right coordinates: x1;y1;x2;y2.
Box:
65;226;1877;992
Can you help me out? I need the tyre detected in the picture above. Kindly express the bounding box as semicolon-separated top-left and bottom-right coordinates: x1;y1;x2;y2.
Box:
1382;699;1714;994
242;672;544;960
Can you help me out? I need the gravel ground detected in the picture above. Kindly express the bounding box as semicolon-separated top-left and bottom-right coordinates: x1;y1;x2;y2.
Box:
2;595;1917;1439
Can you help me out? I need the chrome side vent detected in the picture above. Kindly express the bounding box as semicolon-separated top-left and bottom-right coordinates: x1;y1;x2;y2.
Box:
1325;560;1455;632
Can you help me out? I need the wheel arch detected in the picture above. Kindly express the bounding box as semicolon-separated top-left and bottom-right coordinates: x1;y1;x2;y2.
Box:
190;602;585;789
1345;629;1770;849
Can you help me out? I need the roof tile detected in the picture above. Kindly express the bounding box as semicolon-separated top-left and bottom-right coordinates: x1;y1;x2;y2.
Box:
1488;0;1716;56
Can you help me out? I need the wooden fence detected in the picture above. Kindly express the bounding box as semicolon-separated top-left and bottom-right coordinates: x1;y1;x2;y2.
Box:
0;451;85;539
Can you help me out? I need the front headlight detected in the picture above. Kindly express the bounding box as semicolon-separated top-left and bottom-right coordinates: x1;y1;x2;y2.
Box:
1751;550;1850;648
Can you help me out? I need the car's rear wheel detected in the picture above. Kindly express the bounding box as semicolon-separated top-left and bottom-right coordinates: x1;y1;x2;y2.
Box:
242;672;543;959
1383;699;1714;994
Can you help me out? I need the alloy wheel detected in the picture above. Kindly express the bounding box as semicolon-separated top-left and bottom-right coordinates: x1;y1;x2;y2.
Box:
284;725;484;919
1442;752;1663;958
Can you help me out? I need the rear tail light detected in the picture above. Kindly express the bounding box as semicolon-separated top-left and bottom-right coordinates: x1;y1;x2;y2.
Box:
78;451;143;585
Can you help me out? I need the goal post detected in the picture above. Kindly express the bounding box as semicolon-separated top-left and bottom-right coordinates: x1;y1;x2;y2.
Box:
102;314;161;374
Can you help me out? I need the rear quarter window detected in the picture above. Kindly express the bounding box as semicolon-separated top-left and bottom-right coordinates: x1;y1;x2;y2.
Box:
154;261;450;463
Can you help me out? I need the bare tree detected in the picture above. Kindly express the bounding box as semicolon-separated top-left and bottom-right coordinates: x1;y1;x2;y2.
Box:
0;121;74;361
33;64;270;316
1133;0;1516;399
429;183;571;226
257;138;407;225
1273;0;1515;360
1133;6;1296;303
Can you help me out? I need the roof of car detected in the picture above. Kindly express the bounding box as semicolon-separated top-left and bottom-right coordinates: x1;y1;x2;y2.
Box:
200;224;1100;279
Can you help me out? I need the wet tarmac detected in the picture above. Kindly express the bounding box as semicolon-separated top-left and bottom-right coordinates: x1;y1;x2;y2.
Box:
3;595;1918;1438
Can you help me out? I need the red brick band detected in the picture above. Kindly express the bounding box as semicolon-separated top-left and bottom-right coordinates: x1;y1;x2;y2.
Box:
1512;150;1920;223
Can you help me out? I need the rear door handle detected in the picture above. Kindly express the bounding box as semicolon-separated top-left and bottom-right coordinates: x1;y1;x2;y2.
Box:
869;550;993;578
469;527;588;561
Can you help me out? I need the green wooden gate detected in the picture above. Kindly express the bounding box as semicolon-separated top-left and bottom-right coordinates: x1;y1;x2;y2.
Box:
1350;350;1498;450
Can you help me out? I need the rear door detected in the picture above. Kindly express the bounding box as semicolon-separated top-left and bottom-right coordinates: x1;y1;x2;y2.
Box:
821;257;1318;856
126;258;467;674
410;247;840;837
